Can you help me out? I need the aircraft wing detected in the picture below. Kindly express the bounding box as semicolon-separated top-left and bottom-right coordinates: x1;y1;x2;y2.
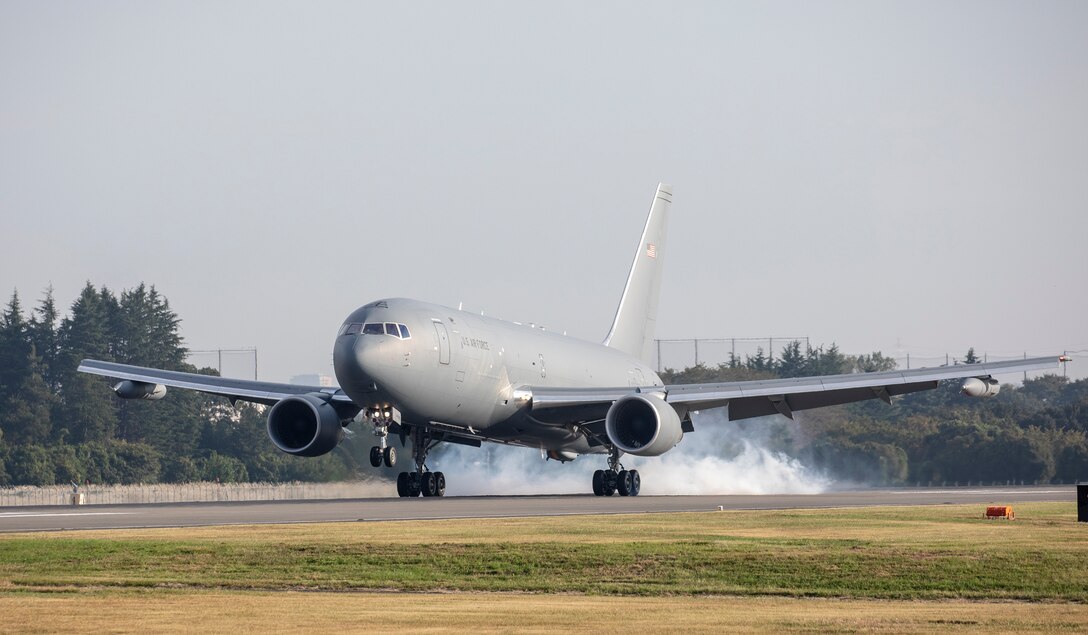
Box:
530;355;1064;422
77;359;359;407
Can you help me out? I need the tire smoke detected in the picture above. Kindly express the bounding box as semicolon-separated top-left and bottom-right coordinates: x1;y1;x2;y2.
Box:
432;408;830;496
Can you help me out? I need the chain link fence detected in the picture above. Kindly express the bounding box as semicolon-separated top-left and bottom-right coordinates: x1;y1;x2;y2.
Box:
0;480;390;507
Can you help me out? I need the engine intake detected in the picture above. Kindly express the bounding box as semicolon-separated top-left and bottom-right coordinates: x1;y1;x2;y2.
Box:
605;394;683;456
267;393;345;457
113;380;167;400
961;377;1000;398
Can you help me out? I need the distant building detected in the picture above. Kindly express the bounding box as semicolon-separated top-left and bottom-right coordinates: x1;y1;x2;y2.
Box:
290;373;337;387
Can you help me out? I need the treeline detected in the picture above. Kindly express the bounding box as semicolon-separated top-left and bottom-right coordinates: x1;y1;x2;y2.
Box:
2;282;1084;487
662;346;1088;485
0;283;360;486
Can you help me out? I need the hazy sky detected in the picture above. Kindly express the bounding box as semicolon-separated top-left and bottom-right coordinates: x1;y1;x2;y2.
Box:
2;1;1086;382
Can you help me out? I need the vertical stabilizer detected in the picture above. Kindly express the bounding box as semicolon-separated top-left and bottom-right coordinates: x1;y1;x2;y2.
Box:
603;183;671;363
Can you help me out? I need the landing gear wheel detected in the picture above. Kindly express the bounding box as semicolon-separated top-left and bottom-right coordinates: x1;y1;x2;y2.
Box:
434;472;446;497
603;470;617;497
421;472;438;497
382;446;397;468
628;469;641;496
369;446;382;468
407;472;422;497
617;469;632;496
396;471;410;497
592;470;605;496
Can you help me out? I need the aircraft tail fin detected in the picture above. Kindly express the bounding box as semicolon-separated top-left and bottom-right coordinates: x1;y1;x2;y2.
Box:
603;183;672;363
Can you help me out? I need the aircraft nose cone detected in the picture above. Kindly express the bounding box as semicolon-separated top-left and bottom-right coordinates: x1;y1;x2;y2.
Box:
332;335;367;387
333;335;389;389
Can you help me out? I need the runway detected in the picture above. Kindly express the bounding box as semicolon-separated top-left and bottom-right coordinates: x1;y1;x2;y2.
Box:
0;486;1072;533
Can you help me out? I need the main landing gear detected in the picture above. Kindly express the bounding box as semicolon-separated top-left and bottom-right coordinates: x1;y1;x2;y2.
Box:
395;425;446;498
592;447;640;497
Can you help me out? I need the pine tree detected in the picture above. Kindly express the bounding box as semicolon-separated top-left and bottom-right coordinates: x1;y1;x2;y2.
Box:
0;290;32;398
0;350;55;445
28;286;61;392
56;283;118;443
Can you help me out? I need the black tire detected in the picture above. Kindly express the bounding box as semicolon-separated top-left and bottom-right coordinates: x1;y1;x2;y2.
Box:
617;470;632;496
603;470;617;497
396;472;410;497
407;472;422;497
628;469;641;496
370;446;383;468
383;446;397;468
421;472;438;497
434;472;446;497
591;470;605;496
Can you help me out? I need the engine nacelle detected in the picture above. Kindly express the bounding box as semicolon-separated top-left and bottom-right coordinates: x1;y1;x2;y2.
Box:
961;377;1000;398
267;393;345;457
605;394;684;457
113;380;167;400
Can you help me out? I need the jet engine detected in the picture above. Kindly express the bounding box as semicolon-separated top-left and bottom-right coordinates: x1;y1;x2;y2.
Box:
266;393;345;457
113;380;167;400
604;393;683;456
961;377;1000;398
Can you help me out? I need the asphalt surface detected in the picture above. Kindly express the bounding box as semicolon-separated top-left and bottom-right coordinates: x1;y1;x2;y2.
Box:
0;486;1073;533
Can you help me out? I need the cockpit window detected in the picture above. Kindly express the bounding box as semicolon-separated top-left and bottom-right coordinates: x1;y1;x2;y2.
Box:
339;323;363;336
346;322;412;338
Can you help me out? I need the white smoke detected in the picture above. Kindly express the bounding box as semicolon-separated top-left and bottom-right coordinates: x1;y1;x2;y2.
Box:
432;408;831;496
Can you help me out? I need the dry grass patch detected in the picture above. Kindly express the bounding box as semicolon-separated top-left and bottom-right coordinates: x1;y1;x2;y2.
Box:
0;591;1086;634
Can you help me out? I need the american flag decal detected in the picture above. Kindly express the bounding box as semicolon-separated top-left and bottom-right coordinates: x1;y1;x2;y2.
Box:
646;243;657;258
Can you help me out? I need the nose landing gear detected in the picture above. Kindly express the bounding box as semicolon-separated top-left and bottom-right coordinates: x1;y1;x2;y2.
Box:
366;407;399;468
592;447;640;497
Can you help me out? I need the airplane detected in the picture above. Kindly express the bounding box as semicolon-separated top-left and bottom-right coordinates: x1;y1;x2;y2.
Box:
79;184;1069;498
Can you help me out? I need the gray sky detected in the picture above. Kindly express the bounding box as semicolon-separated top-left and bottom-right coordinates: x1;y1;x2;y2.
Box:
2;1;1086;382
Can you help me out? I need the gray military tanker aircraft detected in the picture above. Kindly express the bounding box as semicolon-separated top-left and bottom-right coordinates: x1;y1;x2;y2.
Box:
79;184;1068;497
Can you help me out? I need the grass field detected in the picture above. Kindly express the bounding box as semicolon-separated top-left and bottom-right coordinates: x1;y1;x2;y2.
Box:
1;502;1086;632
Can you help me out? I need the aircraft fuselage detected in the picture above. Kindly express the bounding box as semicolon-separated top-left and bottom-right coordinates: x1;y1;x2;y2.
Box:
332;298;662;452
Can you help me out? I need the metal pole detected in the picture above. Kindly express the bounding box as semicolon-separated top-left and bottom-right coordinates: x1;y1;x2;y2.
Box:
1024;351;1027;382
694;338;699;366
1064;350;1068;378
769;338;773;364
906;353;910;369
657;340;662;372
218;349;222;374
253;348;258;380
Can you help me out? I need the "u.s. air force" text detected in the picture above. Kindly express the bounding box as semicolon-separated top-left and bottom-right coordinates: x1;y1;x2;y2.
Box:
461;336;490;351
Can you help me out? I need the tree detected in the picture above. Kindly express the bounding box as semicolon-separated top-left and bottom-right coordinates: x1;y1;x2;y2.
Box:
0;290;32;398
56;284;118;443
7;445;55;486
776;340;808;377
851;352;898;373
28;286;61;392
0;351;54;445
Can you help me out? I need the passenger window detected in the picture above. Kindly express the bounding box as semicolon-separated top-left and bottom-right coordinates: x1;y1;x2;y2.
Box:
399;324;411;339
362;323;385;335
385;323;400;337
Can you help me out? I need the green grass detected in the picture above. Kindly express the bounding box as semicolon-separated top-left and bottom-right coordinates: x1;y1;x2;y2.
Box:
1;502;1085;600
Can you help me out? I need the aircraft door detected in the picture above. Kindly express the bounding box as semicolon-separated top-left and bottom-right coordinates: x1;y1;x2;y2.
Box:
433;321;451;365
